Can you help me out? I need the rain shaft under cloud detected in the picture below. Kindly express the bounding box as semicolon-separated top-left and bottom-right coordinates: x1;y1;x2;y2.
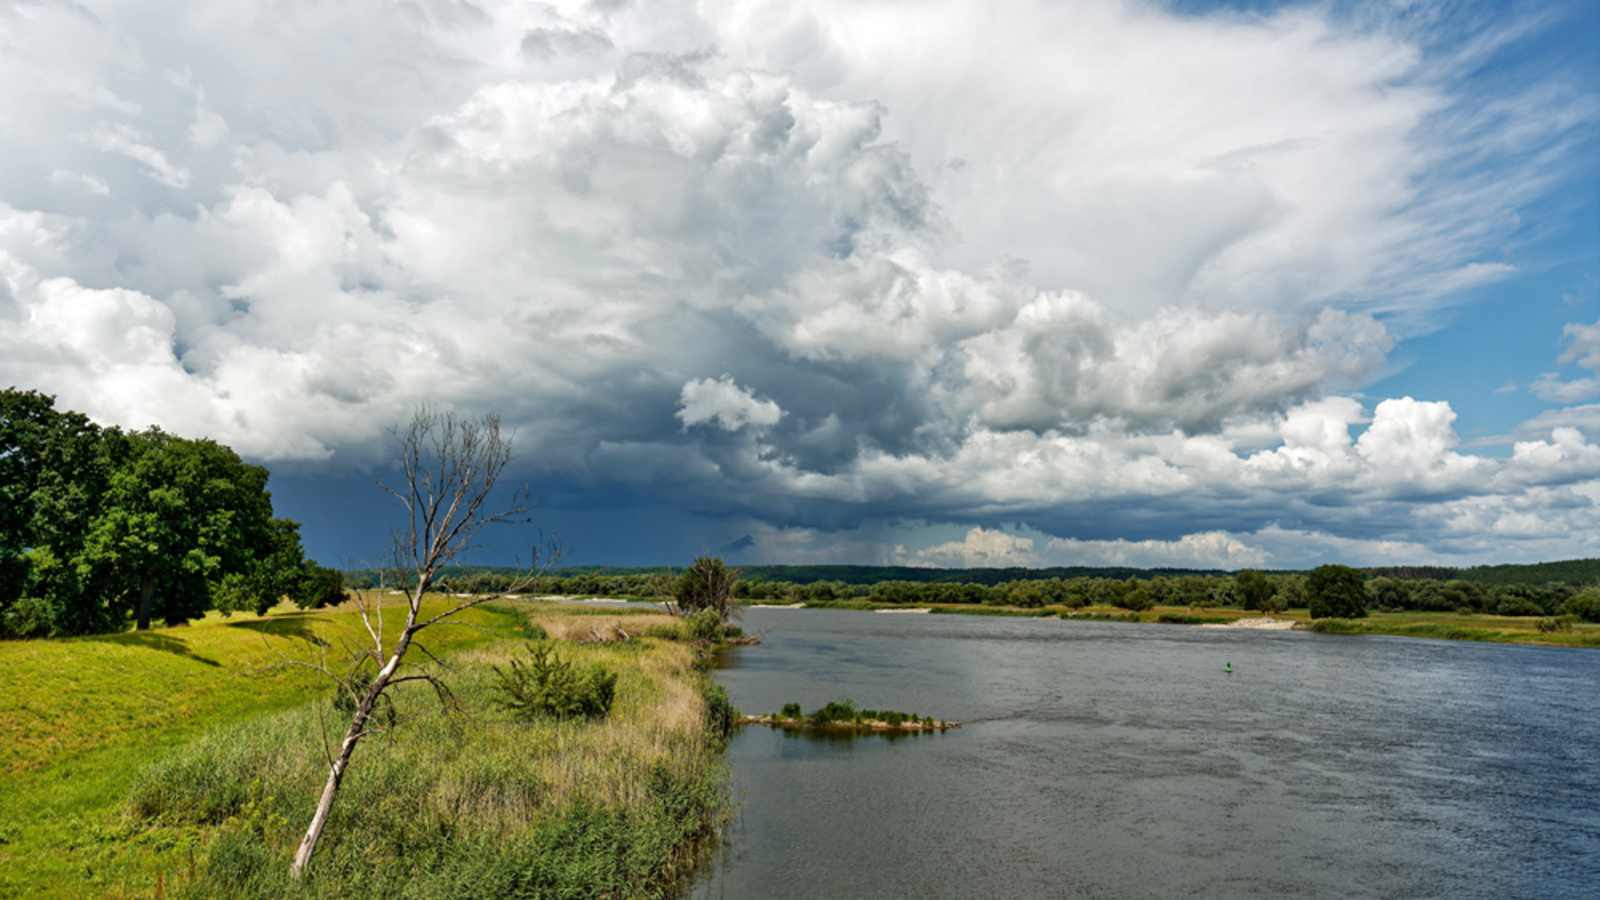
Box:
1;0;1598;569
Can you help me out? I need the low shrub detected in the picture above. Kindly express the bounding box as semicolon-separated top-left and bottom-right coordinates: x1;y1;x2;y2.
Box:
685;608;722;643
1538;615;1578;634
1495;598;1546;617
491;641;617;721
1305;618;1364;633
700;680;736;738
1;595;56;639
807;699;858;727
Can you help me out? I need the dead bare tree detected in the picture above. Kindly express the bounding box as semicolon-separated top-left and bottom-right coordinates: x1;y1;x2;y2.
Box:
288;408;561;879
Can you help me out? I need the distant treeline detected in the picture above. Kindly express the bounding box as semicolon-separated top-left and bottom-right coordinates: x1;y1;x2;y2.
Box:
387;564;1600;622
1368;559;1600;586
413;563;1229;587
439;558;1600;587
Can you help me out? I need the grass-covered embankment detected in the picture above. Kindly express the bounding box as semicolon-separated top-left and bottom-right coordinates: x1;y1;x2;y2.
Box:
1301;612;1600;646
1;598;731;899
781;599;1600;648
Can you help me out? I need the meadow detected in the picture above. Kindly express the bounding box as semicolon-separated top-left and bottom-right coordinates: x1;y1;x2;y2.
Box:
1;597;728;899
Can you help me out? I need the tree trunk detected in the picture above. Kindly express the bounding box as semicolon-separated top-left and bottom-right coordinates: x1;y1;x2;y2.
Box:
289;626;413;879
136;573;156;631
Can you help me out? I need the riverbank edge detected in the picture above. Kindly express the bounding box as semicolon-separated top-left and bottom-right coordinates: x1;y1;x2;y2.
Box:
727;600;1600;649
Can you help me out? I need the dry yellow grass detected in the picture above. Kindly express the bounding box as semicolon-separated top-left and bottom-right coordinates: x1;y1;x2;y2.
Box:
442;618;707;826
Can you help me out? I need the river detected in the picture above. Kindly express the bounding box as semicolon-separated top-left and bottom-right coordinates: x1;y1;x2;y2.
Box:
687;609;1598;899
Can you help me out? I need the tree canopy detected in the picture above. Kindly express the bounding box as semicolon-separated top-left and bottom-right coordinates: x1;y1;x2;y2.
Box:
1306;564;1368;619
1;388;341;636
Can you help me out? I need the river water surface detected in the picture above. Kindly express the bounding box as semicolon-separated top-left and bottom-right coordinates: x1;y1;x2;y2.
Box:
687;609;1598;899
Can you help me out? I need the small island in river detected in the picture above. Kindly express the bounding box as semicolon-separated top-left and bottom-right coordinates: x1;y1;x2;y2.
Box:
739;700;960;732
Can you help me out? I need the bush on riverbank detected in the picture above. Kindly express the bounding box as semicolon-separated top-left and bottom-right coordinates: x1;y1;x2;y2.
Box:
491;640;617;720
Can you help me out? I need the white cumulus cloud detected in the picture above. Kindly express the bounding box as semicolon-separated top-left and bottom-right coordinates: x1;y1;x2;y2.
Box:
677;376;783;432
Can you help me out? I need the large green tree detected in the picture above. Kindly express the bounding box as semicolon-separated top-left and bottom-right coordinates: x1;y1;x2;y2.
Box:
1234;569;1277;613
2;388;331;635
0;390;122;634
1306;564;1368;619
675;555;738;622
81;429;278;630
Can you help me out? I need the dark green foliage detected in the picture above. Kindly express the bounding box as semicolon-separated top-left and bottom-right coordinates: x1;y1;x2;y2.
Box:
685;607;722;643
1156;613;1232;624
806;699;858;727
1234;569;1276;612
1365;576;1410;611
491;642;617;721
1538;615;1578;633
1;389;120;634
81;428;279;629
1115;581;1156;611
1307;565;1368;619
1;390;324;636
214;519;345;616
1272;573;1308;608
1495;597;1546;617
773;700;942;729
0;594;56;639
700;680;736;738
1444;559;1600;586
1557;591;1600;623
293;564;351;610
675;556;738;622
464;571;513;595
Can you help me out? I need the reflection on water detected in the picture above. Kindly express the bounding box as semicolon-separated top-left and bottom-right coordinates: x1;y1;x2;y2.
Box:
689;609;1600;900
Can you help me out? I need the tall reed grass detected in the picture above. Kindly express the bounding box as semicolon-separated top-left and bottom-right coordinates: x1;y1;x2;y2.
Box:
123;609;729;899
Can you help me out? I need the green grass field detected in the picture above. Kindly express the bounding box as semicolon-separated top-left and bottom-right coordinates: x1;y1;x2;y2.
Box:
1;598;724;899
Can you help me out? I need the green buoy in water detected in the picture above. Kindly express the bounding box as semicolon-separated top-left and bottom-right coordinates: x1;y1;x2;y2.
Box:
1225;662;1232;673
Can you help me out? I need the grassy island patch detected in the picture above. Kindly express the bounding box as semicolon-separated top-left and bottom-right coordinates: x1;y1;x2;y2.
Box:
739;699;959;733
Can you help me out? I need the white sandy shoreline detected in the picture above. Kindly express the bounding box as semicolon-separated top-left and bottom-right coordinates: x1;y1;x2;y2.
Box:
1196;617;1298;630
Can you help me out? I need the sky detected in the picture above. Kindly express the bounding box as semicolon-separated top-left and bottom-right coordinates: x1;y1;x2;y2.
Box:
2;0;1598;571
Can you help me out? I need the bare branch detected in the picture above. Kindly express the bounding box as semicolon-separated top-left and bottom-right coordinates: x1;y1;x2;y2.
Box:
289;407;562;880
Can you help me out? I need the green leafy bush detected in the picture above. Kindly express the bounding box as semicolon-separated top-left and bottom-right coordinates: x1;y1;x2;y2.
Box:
491;641;617;721
1;594;56;638
1557;592;1600;623
1537;615;1578;633
700;680;736;737
807;699;858;727
685;608;722;643
1496;597;1545;617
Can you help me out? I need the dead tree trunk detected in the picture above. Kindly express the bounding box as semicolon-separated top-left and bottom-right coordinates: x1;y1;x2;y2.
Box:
290;608;416;875
286;408;559;880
